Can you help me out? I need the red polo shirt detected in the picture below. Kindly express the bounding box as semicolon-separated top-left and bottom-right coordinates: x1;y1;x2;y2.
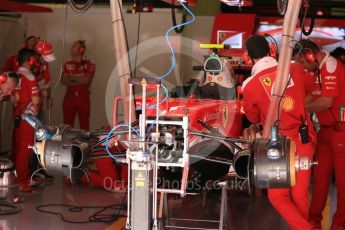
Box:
62;58;95;93
14;67;39;117
309;53;345;125
242;57;312;134
35;62;51;90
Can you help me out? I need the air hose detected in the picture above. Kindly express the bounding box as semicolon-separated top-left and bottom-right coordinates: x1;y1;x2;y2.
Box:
263;0;303;138
0;202;21;215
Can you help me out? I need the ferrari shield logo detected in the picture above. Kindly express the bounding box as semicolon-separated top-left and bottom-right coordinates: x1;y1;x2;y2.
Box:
263;77;272;87
259;73;276;98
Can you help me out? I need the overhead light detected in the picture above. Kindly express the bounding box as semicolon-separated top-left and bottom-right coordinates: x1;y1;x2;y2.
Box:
317;9;324;16
161;0;198;6
221;0;253;7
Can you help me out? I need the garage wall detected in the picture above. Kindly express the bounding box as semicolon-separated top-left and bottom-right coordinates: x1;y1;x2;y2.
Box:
23;5;214;130
0;16;25;152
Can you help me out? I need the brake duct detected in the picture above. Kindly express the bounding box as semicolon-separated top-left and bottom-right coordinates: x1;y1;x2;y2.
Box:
33;126;91;183
234;137;315;189
30;123;315;190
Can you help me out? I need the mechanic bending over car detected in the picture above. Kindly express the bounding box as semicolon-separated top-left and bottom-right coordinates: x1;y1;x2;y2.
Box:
242;34;316;230
294;39;345;230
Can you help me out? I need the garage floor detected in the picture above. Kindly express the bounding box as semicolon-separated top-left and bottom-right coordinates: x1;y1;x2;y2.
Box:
0;176;290;230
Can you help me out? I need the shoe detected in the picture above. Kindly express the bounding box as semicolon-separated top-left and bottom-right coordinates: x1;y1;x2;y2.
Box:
18;181;33;192
30;178;44;187
39;171;54;182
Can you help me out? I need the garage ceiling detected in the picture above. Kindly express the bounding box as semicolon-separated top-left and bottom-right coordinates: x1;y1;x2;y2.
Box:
17;0;345;7
6;0;345;18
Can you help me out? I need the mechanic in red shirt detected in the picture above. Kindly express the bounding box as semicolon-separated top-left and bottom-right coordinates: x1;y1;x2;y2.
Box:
61;40;95;131
12;49;41;192
2;36;39;73
242;35;315;230
294;39;345;230
0;72;18;101
30;40;56;181
34;40;56;120
80;133;127;192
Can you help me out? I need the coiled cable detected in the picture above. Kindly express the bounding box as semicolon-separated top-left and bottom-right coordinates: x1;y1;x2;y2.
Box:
67;0;93;13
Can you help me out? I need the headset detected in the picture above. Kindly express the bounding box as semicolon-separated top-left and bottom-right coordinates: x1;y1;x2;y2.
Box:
297;39;318;63
29;55;38;67
269;43;277;59
242;51;253;65
264;33;279;60
0;72;19;85
297;41;320;88
78;40;86;55
305;51;316;63
243;34;278;65
0;73;7;84
22;36;40;49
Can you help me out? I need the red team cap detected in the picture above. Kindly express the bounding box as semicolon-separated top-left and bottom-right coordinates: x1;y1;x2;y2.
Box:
34;40;56;62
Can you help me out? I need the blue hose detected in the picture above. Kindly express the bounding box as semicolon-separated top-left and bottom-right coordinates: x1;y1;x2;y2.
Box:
158;0;196;80
145;0;195;136
105;124;141;160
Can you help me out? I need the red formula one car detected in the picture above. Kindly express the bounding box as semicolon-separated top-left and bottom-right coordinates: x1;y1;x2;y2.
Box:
113;47;246;191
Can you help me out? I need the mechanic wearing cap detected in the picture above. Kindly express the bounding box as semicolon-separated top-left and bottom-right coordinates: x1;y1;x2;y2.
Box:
242;35;316;230
34;40;56;120
12;48;41;192
61;40;95;131
0;72;18;101
2;36;39;73
294;40;345;230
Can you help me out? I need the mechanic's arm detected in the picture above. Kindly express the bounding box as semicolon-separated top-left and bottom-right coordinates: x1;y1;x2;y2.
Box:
41;88;50;98
60;73;69;85
305;95;312;104
41;88;52;108
67;72;94;85
61;73;79;86
306;96;333;113
31;95;41;113
244;106;261;124
242;89;261;124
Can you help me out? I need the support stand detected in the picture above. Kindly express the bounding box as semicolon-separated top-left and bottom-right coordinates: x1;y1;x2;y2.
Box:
123;77;231;230
162;182;229;230
130;159;153;229
125;77;189;230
